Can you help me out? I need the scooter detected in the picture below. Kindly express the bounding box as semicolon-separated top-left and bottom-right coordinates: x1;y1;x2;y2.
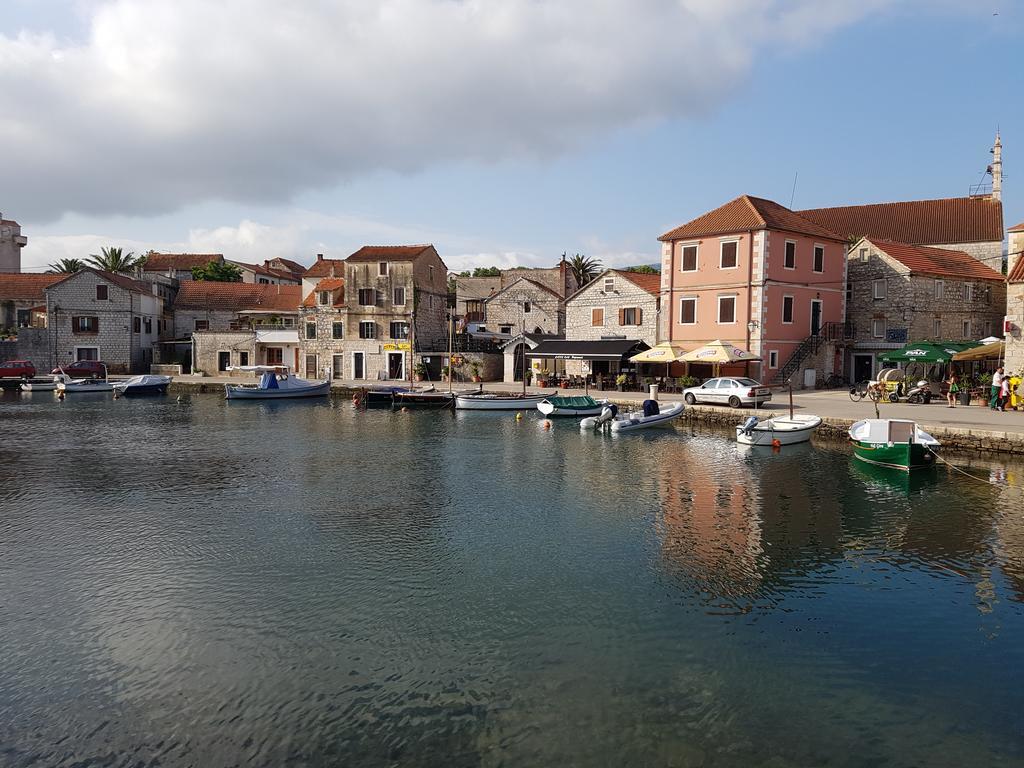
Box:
905;380;932;404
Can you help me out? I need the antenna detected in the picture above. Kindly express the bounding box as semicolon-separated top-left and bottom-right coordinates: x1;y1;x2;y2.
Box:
789;172;798;209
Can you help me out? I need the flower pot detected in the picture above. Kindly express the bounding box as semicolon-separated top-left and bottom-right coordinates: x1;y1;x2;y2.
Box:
472;375;481;383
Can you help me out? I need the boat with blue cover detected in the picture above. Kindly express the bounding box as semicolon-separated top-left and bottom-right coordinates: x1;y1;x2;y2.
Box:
224;366;329;400
580;399;685;432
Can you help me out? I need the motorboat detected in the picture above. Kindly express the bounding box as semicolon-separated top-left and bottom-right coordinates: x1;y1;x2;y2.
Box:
736;414;822;446
537;395;609;417
455;391;555;411
363;384;443;408
57;377;115;393
581;400;685;433
848;418;939;471
20;375;64;392
112;375;172;396
224;367;329;400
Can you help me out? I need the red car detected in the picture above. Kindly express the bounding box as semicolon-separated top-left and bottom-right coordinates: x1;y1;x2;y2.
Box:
0;359;37;379
52;360;108;378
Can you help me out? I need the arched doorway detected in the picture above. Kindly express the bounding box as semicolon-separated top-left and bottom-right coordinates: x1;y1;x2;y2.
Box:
513;343;526;381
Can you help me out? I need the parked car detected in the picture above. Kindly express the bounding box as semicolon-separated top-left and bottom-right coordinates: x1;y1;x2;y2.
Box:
52;360;108;379
682;377;772;408
0;359;36;379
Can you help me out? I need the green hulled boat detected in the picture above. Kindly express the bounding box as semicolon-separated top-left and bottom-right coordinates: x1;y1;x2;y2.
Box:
848;419;939;471
536;395;609;417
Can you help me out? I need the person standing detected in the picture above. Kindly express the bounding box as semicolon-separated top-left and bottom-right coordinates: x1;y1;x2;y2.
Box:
999;374;1011;412
946;372;959;408
990;367;1004;409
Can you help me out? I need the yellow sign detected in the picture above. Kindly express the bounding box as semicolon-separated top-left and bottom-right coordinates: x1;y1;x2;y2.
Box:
383;343;411;351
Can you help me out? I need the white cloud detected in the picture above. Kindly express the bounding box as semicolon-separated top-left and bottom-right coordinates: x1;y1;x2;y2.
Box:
1;0;906;223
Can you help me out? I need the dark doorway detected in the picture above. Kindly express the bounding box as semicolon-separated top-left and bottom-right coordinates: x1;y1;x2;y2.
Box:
853;355;873;382
810;300;823;336
353;352;365;379
513;343;525;381
218;351;230;371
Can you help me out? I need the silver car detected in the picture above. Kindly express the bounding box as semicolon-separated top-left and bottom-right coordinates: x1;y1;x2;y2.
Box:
682;377;772;408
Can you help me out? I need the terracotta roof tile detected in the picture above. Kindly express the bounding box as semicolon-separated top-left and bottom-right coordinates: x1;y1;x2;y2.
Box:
144;252;224;271
268;257;307;274
45;268;151;294
300;278;345;307
228;260;299;281
173;282;301;312
797;197;1003;245
346;244;434;262
1009;221;1024;233
304;257;347;278
1008;257;1024;283
659;195;842;242
867;238;1003;281
614;270;662;295
0;273;63;301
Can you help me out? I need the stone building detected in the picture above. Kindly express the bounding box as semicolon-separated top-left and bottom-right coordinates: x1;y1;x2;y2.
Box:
0;218;28;275
845;237;1005;381
484;277;565;337
227;260;302;285
46;268;165;373
1002;222;1024;375
565;269;661;346
0;274;61;332
297;245;449;381
455;260;578;327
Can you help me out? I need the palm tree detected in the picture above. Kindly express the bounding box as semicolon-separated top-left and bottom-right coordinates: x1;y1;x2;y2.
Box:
87;246;146;273
47;258;84;273
566;252;603;287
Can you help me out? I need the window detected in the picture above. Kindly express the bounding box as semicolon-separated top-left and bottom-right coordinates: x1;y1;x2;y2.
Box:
283;317;295;327
680;244;698;272
499;325;512;334
194;319;209;331
390;321;409;340
962;320;971;338
768;350;779;368
259;278;270;284
603;276;614;292
934;279;944;299
784;241;796;269
96;285;108;300
621;307;640;325
266;347;283;366
872;318;885;338
133;317;141;333
813;245;824;273
782;295;794;324
429;265;435;282
319;291;330;306
679;297;696;324
305;322;317;340
239;352;249;366
859;248;869;262
359;321;377;339
144;318;152;334
428;294;433;309
933;318;941;337
964;283;973;302
592;308;605;326
393;287;406;306
358;288;376;306
72;316;98;333
846;281;852;306
720;240;738;269
378;262;388;276
332;322;344;340
718;295;736;324
873;279;886;300
524;301;532;313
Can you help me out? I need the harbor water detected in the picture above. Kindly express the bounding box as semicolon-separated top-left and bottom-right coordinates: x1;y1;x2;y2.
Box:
1;392;1023;767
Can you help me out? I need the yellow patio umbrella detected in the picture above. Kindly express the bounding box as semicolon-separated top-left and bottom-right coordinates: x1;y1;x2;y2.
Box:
952;341;1003;362
629;342;689;363
679;339;761;377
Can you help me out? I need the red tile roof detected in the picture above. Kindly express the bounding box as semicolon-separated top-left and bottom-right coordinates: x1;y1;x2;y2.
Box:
659;195;842;242
1008;258;1024;283
797;197;1003;245
304;257;347;278
228;260;298;281
268;257;307;275
173;282;301;312
300;278;345;307
1009;221;1024;233
0;273;62;301
144;252;224;271
346;244;434;262
615;270;662;295
867;238;1003;281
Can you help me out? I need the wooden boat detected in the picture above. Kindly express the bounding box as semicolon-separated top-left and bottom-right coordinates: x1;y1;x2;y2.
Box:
57;377;114;393
736;414;821;446
848;419;939;471
537;395;609;417
581;400;685;433
225;367;329;400
20;375;64;392
455;391;555;411
112;374;172;396
393;389;456;408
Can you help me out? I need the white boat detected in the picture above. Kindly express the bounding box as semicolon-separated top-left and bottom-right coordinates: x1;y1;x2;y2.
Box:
455;391;554;411
849;419;940;471
224;367;329;400
736;414;822;446
57;378;115;393
112;374;172;396
20;375;64;392
537;395;609;417
581;400;685;432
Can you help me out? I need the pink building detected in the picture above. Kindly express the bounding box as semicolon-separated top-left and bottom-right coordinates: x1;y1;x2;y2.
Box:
658;195;847;382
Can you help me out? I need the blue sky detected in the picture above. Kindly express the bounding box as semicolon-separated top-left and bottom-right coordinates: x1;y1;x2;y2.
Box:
3;1;1020;272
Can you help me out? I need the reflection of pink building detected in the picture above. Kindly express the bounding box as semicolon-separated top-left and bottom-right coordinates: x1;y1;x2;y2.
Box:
658;195;848;382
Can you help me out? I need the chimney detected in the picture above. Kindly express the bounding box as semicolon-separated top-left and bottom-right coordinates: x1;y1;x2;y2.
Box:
317;253;324;261
991;131;1002;202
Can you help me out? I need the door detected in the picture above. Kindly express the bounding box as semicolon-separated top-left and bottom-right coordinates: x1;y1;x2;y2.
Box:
265;347;283;366
332;354;344;379
305;354;317;378
387;352;405;380
512;343;525;381
853;354;873;383
218;351;230;371
810;300;823;336
352;352;365;380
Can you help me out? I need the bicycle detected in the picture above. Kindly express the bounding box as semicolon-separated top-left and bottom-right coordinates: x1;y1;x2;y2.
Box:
849;380;871;402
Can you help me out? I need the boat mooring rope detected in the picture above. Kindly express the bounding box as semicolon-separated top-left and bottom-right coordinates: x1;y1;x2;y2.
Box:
926;447;1000;485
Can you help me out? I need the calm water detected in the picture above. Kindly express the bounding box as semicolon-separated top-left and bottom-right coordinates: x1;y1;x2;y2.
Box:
1;392;1023;767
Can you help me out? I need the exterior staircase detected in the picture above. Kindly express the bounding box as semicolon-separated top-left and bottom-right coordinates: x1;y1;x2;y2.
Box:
773;322;854;385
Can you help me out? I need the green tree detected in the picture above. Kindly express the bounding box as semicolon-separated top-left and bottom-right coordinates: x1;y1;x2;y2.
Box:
87;246;146;273
623;264;659;274
191;260;243;282
47;258;84;273
566;252;603;286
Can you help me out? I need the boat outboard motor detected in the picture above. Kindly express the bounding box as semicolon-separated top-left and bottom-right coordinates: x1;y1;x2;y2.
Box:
642;399;660;417
595;403;618;425
741;415;759;436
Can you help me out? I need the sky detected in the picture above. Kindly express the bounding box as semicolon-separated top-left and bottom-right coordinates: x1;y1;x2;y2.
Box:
2;0;1021;274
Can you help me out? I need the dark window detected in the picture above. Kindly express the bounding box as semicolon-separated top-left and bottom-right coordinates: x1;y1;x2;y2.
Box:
390;322;409;340
720;241;738;269
332;322;344;339
239;352;249;366
319;291;330;305
621;307;640;325
96;285;108;300
681;245;697;271
782;296;794;323
72;316;98;333
359;322;377;339
194;319;209;331
718;296;736;323
379;262;389;276
680;298;696;324
266;347;283;365
499;325;512;334
813;245;824;273
133;317;141;333
784;241;796;269
144;318;152;334
358;288;376;306
393;287;406;306
306;322;317;340
523;301;532;313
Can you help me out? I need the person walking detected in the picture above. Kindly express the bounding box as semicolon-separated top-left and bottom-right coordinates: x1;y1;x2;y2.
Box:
946;372;959;408
990;367;1004;409
999;374;1011;412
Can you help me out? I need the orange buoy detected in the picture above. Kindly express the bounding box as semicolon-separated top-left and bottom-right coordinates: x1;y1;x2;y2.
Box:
543;420;551;430
771;438;781;450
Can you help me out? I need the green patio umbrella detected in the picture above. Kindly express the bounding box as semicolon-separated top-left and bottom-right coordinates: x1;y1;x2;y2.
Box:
878;341;979;364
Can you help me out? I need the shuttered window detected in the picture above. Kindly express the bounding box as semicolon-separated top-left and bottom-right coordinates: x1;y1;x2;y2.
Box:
359;321;377;339
619;307;642;325
358;288;376;306
592;308;604;326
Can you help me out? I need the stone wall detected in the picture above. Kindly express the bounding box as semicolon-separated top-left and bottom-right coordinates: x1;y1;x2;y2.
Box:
485;281;563;335
564;273;659;345
173;309;239;338
938;240;1004;274
17;328;50;369
0;339;16;363
192;331;258;375
1005;282;1024;375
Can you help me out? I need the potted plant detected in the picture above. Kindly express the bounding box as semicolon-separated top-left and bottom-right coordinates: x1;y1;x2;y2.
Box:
616;373;628;392
413;361;428;382
524;368;533;386
470;361;482;383
537;367;549;387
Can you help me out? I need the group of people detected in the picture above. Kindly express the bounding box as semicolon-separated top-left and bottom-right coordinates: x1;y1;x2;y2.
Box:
944;366;1014;410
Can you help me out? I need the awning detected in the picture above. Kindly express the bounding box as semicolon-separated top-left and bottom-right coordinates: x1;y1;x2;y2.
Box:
630;342;688;363
952;341;1004;361
878;341;978;364
255;329;300;344
680;339;761;364
527;339;649;360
